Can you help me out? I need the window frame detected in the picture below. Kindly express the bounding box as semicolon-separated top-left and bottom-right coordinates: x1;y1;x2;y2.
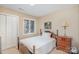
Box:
23;18;36;35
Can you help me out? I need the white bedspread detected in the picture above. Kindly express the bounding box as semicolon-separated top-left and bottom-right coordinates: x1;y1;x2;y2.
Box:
20;36;56;54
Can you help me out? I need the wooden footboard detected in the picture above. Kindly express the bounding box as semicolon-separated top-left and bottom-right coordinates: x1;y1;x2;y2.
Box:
19;43;30;54
17;37;35;54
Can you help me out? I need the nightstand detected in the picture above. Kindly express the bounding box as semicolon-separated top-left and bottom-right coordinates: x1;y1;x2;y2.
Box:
56;36;72;53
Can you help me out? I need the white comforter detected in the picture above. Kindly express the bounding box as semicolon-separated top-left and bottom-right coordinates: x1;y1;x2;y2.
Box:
20;36;56;54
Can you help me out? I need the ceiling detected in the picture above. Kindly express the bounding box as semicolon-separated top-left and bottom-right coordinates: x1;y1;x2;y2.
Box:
0;4;78;17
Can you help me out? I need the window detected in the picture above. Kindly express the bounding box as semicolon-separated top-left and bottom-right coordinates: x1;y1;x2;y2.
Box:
24;19;35;34
30;20;34;33
24;20;29;33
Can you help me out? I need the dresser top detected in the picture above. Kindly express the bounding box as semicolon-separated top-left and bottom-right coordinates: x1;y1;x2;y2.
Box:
58;36;72;39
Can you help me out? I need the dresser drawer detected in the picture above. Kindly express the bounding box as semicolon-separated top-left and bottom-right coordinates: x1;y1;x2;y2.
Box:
57;45;70;48
57;42;70;46
57;46;70;52
57;39;70;42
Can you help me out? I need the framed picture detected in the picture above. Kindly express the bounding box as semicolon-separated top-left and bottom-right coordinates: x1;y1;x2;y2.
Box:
44;22;52;29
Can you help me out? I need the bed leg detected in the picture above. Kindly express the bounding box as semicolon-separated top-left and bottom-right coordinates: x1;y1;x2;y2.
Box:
33;45;35;54
56;29;59;36
17;37;19;50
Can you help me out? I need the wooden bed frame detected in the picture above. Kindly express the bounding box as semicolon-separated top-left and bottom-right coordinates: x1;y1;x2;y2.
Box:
17;37;35;54
17;30;59;54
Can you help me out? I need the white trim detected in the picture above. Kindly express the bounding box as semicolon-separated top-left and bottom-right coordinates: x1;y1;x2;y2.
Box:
0;12;18;17
23;17;36;35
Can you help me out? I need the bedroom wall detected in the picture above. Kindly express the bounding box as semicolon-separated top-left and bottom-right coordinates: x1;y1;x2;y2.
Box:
39;6;79;48
0;6;40;39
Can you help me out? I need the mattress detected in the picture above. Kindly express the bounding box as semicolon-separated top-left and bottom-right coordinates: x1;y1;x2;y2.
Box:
20;36;56;54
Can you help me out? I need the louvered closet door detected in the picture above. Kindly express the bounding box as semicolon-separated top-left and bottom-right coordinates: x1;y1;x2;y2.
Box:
6;15;19;48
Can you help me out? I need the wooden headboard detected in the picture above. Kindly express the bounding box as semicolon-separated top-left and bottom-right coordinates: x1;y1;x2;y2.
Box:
45;30;59;39
51;32;58;39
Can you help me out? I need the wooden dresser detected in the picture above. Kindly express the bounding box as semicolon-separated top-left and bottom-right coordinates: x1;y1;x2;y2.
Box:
56;36;72;53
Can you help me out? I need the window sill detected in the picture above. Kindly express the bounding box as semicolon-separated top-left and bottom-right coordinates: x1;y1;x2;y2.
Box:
23;32;36;35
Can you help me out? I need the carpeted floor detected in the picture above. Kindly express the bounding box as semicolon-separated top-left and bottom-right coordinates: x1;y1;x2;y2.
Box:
2;47;67;54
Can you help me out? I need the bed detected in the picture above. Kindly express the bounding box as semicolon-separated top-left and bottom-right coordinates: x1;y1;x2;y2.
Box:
17;31;58;54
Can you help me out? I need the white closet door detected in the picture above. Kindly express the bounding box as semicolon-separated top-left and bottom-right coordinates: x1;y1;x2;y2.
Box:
0;14;7;50
10;16;19;47
6;15;19;48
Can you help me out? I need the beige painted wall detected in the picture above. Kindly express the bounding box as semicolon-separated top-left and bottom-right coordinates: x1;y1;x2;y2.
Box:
0;6;79;48
0;6;40;39
39;6;79;48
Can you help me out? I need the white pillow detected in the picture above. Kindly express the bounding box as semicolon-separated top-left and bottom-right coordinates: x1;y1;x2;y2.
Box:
42;32;51;38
